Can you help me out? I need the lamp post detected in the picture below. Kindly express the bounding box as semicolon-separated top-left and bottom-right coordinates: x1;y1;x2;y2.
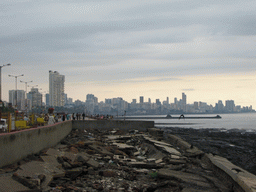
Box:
0;63;11;119
8;74;24;109
0;63;11;102
20;80;32;114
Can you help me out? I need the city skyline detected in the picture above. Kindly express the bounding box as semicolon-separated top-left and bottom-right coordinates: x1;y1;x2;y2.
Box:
1;1;256;108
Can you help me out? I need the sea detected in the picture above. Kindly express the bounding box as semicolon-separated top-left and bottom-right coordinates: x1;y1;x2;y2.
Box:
127;113;256;131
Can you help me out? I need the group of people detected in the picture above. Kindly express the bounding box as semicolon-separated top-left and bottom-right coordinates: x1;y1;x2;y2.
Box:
40;112;87;125
71;113;86;121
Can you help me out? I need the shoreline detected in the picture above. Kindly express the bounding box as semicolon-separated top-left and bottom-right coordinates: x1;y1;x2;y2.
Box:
162;127;256;175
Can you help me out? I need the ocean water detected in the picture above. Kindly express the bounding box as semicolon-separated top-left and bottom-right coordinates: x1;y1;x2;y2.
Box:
128;113;256;131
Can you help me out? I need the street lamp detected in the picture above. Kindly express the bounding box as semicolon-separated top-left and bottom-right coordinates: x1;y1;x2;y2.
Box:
8;74;24;109
0;63;11;102
20;80;33;114
0;63;11;119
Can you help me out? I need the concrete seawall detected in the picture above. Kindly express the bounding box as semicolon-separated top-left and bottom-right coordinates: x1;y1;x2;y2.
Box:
165;133;256;192
0;120;153;168
72;120;154;131
0;120;72;168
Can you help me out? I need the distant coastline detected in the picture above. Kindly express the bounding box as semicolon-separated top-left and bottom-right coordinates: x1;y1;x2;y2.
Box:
123;111;256;116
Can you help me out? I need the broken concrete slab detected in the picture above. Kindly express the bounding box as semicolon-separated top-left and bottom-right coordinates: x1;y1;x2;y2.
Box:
86;158;100;168
155;144;181;156
14;161;65;189
88;144;113;156
143;135;173;147
45;148;62;157
41;155;62;169
157;169;213;188
128;162;163;169
112;142;135;150
106;135;132;141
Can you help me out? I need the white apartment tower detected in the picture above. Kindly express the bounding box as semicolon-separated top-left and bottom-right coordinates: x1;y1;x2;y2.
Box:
49;71;65;107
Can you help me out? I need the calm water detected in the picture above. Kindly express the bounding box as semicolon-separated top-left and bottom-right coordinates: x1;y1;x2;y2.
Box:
128;113;256;130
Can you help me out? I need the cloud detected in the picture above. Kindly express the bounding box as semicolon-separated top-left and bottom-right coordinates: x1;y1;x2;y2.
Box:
0;0;256;107
182;89;195;91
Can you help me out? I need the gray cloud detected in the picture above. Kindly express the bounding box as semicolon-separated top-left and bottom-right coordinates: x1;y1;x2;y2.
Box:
0;0;256;90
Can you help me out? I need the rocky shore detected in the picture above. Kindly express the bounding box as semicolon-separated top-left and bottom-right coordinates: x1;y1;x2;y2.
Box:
163;127;256;175
0;128;232;192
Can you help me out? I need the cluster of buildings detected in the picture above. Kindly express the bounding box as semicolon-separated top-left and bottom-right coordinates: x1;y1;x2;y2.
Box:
70;93;254;115
8;71;65;112
7;71;254;115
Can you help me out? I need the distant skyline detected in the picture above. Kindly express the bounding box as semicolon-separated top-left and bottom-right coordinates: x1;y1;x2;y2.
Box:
1;1;255;107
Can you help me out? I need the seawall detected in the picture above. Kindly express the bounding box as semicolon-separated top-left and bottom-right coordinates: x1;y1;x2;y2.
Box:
72;120;154;131
0;120;72;168
0;120;153;168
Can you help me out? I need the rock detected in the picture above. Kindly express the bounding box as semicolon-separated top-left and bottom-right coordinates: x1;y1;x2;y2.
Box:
66;167;83;180
63;162;72;169
99;170;117;177
86;158;99;168
69;146;79;154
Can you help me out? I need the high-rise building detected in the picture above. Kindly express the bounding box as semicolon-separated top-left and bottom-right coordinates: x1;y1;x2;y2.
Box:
49;71;65;107
64;93;68;105
174;97;178;104
140;96;144;104
9;90;25;110
45;93;49;106
182;93;187;105
225;100;235;112
27;88;42;108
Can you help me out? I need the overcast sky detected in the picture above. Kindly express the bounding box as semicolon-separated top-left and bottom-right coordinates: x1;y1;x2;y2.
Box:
1;0;255;107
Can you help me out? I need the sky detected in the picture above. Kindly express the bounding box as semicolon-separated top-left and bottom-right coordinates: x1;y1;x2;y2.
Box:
1;0;255;108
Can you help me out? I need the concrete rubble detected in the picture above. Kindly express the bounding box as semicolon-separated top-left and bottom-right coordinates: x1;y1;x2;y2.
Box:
0;128;248;192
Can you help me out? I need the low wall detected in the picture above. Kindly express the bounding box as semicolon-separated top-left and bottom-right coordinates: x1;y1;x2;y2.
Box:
166;133;256;192
72;120;154;131
0;121;72;168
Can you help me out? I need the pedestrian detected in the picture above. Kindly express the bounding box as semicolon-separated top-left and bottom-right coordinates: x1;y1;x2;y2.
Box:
72;113;75;120
62;114;65;121
76;113;79;120
48;115;55;125
54;114;58;122
82;112;85;120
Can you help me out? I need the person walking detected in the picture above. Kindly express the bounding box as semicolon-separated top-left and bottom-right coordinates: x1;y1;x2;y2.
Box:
82;112;85;120
62;114;65;121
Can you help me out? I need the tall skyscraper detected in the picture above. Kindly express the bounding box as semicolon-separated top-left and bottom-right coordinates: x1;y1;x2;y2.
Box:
140;96;144;104
182;93;187;105
49;71;65;107
45;93;49;106
225;100;235;112
182;93;187;112
27;88;42;108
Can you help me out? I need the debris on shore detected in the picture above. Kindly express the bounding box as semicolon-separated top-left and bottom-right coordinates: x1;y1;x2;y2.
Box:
0;128;230;191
